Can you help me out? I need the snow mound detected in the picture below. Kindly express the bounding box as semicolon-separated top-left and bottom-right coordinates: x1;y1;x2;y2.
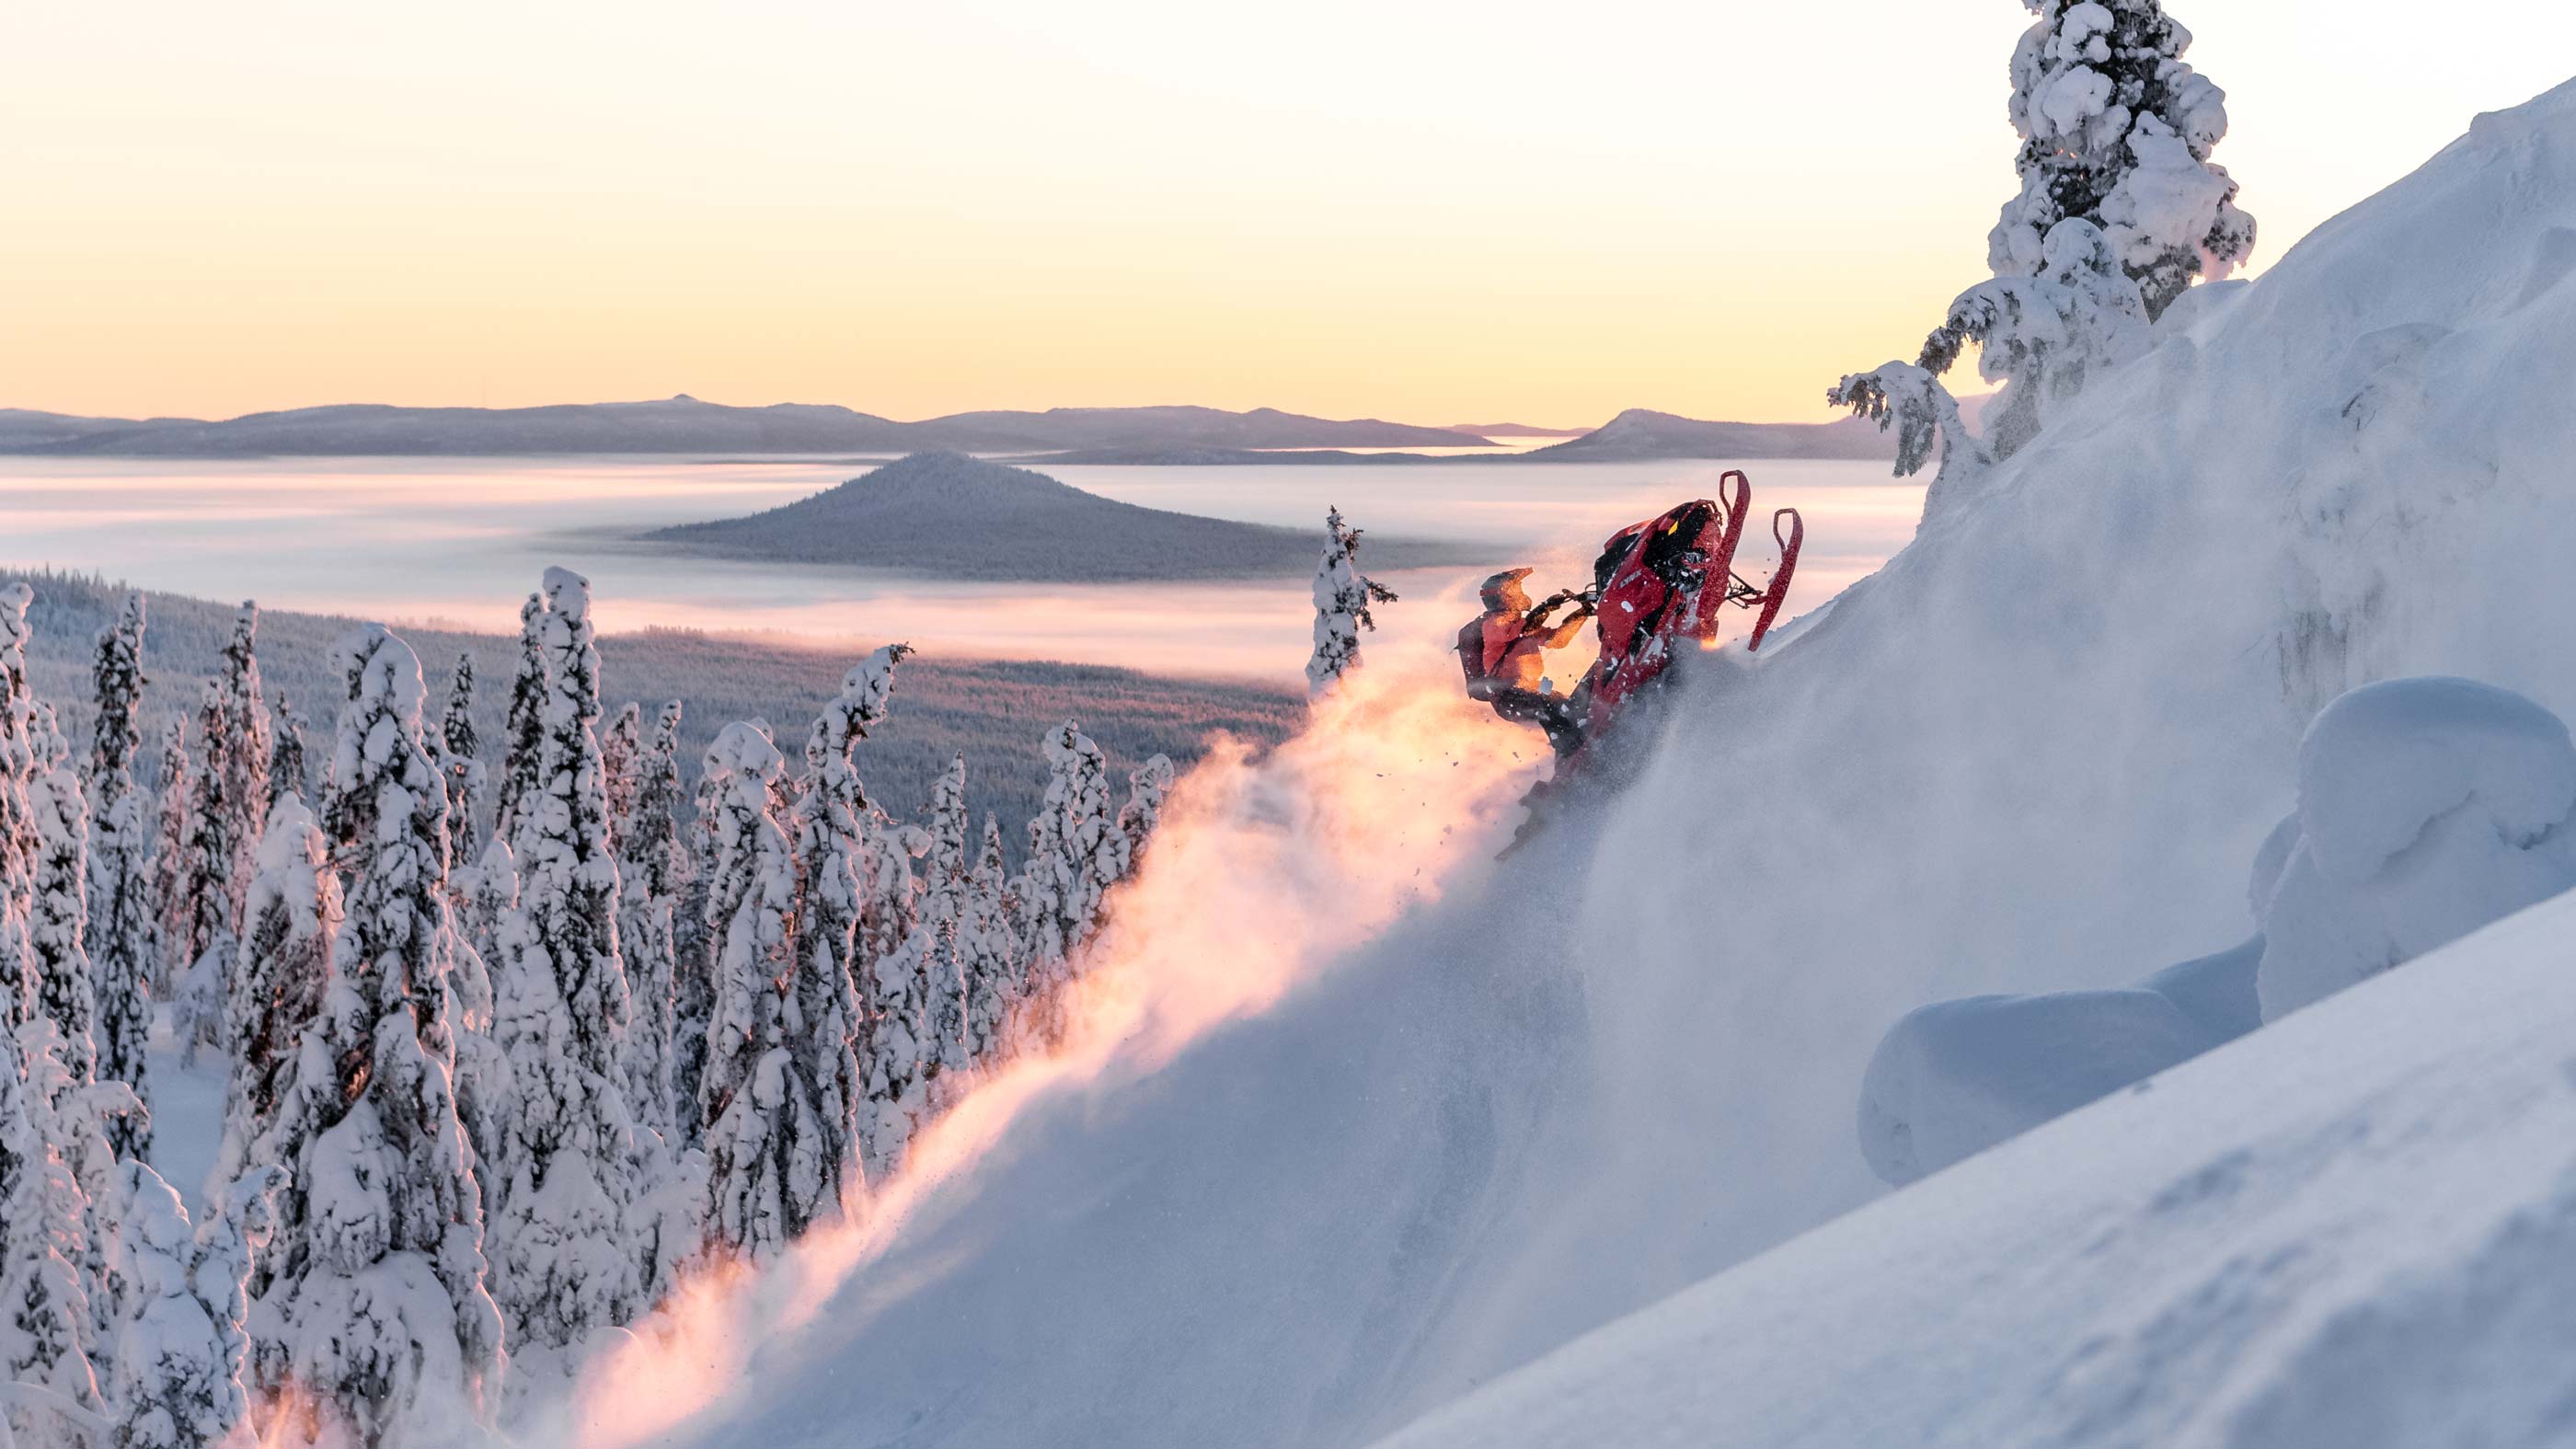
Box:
1858;987;2218;1186
1372;888;2576;1449
1863;673;2576;1188
2260;676;2576;1019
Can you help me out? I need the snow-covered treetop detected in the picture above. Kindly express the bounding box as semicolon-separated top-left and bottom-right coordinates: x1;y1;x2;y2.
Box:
1990;0;2254;318
542;564;591;623
707;719;785;791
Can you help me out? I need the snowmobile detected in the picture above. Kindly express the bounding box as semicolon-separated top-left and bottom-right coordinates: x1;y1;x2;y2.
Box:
1460;470;1802;848
1579;471;1802;736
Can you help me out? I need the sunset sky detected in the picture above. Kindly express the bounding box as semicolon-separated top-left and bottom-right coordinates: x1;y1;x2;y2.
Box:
6;2;2570;428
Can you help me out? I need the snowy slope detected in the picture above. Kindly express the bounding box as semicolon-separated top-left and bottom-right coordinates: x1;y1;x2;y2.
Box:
1374;887;2576;1449
590;78;2576;1449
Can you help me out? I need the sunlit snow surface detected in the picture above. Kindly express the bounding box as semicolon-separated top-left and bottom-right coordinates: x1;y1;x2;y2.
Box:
560;76;2576;1449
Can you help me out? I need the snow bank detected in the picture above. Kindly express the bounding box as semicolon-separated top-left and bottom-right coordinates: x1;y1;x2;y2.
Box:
1858;987;2219;1185
1862;672;2576;1187
1372;887;2576;1449
619;77;2576;1449
2260;676;2576;1018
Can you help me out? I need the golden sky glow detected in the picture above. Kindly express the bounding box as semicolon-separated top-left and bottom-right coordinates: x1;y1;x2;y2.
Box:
5;2;2571;427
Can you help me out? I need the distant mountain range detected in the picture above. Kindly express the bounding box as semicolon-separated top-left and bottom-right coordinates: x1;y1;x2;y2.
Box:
1515;408;1894;462
643;451;1477;581
0;397;1900;464
1443;422;1589;438
0;397;1489;457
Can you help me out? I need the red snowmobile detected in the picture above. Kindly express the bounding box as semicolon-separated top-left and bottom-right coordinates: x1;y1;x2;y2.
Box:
1581;472;1803;734
1460;469;1803;763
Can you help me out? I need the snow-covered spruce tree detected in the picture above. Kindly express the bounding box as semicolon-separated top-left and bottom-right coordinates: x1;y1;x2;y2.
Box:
1306;507;1397;696
208;604;273;917
29;707;99;1085
171;683;237;1066
488;567;644;1356
20;1012;140;1388
696;722;827;1262
247;625;500;1444
266;690;310;813
454;832;517;1224
1114;753;1175;884
912;755;977;1098
0;1023;100;1440
492;592;548;845
146;714;193;999
796;648;907;1197
107;1160;282;1449
83;592;147;795
600;700;642;855
208;796;339;1206
1014;719;1123;1041
1827;362;1996;517
439;652;487;864
857;817;930;1175
618;700;687;1146
1986;0;2253;322
86;593;156;1160
0;583;40;1032
955;816;1021;1069
463;834;515;984
668;764;724;1151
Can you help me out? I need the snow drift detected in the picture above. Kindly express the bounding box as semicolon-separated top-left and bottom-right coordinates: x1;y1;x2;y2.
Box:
595;77;2576;1449
1375;884;2576;1449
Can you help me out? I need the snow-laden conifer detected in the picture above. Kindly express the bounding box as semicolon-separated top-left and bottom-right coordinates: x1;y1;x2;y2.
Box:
28;707;98;1085
488;567;644;1355
171;682;237;1065
106;1161;281;1449
696;722;827;1262
955;815;1020;1069
492;592;547;844
454;833;517;1219
1987;0;2253;320
247;625;500;1445
207;796;339;1206
1306;508;1397;696
600;700;642;855
618;700;686;1146
206;604;272;922
0;1023;100;1440
86;594;155;1159
912;755;977;1097
1118;753;1176;871
857;816;929;1174
1014;720;1122;1045
669;766;723;1151
796;648;906;1193
0;583;40;1032
265;691;309;813
146;715;193;1000
439;652;487;863
463;834;514;984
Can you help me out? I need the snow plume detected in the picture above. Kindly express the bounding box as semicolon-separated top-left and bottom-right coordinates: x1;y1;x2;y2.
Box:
546;639;1536;1448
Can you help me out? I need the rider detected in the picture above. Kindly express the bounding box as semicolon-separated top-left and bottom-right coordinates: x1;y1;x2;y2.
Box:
1457;568;1592;757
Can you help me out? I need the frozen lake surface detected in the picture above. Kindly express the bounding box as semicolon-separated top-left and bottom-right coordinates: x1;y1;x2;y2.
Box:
0;455;1923;682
